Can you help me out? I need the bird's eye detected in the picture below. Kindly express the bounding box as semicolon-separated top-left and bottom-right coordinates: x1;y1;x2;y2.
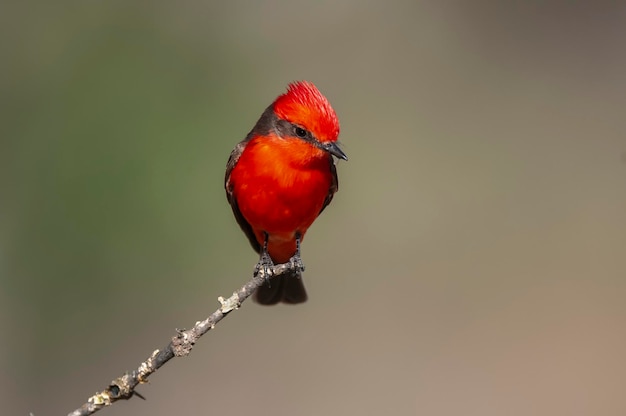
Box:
295;127;307;138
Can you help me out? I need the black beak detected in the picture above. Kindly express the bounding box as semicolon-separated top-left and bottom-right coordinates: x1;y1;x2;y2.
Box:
323;142;348;161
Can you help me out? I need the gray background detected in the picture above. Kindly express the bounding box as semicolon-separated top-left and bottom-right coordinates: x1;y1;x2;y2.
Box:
2;1;625;415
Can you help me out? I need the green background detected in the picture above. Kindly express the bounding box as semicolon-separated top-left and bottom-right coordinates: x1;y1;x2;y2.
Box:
2;2;625;415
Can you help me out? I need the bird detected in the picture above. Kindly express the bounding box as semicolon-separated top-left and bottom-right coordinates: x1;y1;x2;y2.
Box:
225;81;347;305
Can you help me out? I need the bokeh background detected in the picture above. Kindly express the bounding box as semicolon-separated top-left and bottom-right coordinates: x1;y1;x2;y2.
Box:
2;1;626;415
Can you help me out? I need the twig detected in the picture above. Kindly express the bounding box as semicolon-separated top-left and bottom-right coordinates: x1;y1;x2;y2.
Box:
67;263;294;416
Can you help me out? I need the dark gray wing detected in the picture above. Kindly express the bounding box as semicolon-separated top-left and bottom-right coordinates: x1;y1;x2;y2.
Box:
225;141;261;254
318;156;339;216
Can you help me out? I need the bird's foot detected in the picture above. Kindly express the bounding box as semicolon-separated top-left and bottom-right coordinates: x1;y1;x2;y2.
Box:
287;254;305;274
254;251;275;283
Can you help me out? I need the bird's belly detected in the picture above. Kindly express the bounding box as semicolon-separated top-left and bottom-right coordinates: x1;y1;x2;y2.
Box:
236;171;330;235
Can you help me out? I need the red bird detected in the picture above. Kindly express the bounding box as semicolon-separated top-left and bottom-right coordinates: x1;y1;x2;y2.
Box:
225;81;347;304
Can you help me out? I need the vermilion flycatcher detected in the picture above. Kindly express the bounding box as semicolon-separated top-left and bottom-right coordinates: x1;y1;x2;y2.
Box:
225;81;347;305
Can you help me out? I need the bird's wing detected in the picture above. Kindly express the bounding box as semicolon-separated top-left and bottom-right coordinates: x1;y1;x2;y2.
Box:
225;142;261;254
318;156;339;216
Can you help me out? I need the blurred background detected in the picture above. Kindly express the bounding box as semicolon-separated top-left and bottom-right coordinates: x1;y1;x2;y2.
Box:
2;1;625;415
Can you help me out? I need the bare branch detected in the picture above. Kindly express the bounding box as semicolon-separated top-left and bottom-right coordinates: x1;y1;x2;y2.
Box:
67;264;295;416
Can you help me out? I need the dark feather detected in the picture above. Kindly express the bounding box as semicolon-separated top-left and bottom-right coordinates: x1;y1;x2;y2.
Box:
225;140;261;253
319;157;339;216
254;272;308;305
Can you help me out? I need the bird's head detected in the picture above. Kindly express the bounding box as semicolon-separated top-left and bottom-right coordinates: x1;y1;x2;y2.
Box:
272;81;347;161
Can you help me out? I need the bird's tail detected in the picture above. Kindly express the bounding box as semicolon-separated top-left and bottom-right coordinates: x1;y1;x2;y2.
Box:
254;271;308;305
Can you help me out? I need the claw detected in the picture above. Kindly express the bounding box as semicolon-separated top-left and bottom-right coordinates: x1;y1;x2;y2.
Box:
254;231;306;280
254;232;275;283
288;231;305;273
254;252;275;282
288;254;305;273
